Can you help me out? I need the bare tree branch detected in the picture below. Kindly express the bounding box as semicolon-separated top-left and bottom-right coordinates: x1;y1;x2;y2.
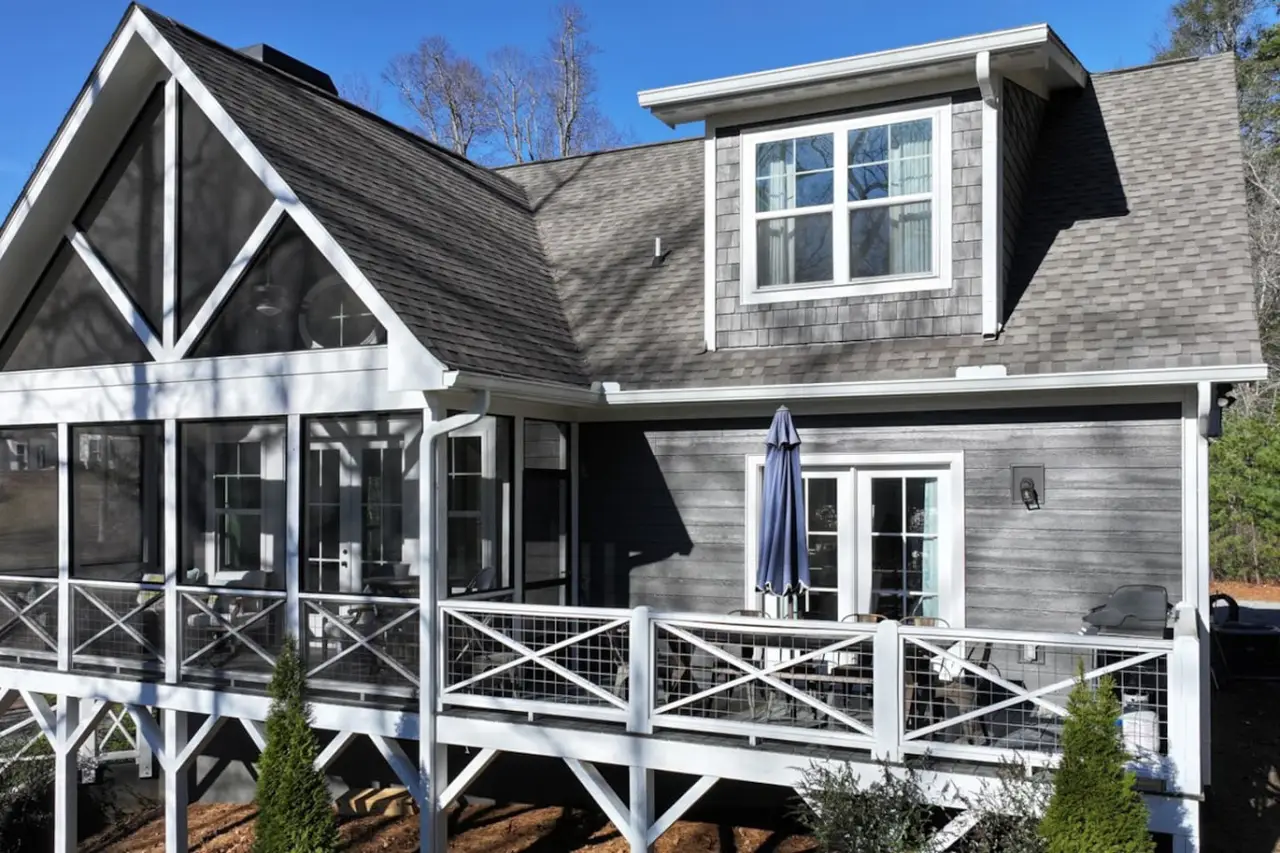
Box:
338;73;382;114
384;36;489;156
486;46;547;163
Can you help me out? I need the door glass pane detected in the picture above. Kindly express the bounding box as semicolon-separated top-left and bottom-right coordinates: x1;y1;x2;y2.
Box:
870;478;903;534
800;590;839;622
807;478;837;532
807;533;838;589
178;90;274;337
193;219;385;357
870;534;905;619
522;420;568;594
360;446;406;582
0;428;58;577
71;425;163;582
77;85;165;332
905;477;937;534
1;242;153;371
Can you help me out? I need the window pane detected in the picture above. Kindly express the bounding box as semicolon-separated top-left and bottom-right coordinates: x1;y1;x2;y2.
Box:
193;219;385;357
795;172;833;207
848;163;888;201
848;125;887;164
800;590;839;622
807;478;838;533
848;119;931;199
755;134;833;212
870;478;903;534
906;478;938;534
446;417;514;592
0;428;58;576
450;436;482;475
524;420;567;470
77;86;165;332
756;214;833;287
72;424;163;582
179;90;275;337
849;202;932;279
807;533;837;589
1;242;153;371
795;134;835;172
180;421;284;589
447;516;481;588
755;140;792;180
524;469;566;584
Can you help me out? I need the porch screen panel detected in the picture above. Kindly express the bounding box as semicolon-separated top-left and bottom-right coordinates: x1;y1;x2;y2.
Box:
192;218;385;358
178;90;275;337
445;415;514;594
76;84;165;332
0;242;153;371
523;420;569;606
0;427;58;577
70;424;164;582
180;420;287;591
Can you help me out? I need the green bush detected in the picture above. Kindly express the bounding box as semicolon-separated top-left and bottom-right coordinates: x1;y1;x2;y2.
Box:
962;760;1051;853
1210;404;1280;583
252;636;339;853
794;761;933;853
1039;668;1152;853
0;741;54;852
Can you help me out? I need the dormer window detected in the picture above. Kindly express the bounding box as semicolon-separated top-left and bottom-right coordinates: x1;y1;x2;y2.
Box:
740;103;951;303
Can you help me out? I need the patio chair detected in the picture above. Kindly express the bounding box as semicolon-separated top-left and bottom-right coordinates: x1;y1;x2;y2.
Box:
463;567;498;594
1082;585;1170;638
184;570;269;667
900;616;950;729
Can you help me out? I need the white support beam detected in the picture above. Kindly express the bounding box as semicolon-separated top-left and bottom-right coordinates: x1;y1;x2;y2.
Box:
924;810;981;852
66;228;166;360
57;423;71;671
162;76;178;351
64;700;110;754
165;709;189;853
174;713;226;773
314;730;358;773
647;775;718;847
164;419;179;683
20;690;56;746
564;759;631;839
438;748;499;810
171;202;284;357
370;734;422;805
240;718;267;753
127;705;167;768
54;696;80;853
285;414;302;639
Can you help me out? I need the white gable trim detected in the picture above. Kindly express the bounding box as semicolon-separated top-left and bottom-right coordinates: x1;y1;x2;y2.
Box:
129;9;448;384
161;77;179;349
65;227;167;361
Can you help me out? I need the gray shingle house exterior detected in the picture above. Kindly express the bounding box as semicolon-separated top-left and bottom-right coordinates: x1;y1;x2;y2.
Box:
0;6;1261;853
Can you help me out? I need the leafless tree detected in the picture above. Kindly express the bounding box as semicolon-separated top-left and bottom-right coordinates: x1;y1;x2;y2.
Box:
384;36;489;156
486;46;549;163
339;73;383;114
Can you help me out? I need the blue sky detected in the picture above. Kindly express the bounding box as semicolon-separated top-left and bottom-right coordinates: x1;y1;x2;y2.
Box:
0;0;1176;209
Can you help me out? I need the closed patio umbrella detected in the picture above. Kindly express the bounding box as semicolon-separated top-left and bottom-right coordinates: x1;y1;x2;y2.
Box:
755;406;809;616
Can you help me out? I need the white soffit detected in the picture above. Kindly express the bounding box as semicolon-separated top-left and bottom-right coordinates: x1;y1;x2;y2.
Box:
638;24;1087;126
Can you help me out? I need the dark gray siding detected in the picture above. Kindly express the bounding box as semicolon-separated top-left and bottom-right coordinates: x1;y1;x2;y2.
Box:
579;405;1181;632
1001;81;1047;288
713;92;984;350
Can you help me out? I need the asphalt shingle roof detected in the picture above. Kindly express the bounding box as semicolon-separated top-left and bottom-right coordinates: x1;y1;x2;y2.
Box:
146;6;1261;390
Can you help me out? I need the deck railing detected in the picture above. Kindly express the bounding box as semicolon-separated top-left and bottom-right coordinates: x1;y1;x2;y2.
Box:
301;592;419;702
178;586;286;689
70;579;165;676
436;601;1202;793
0;577;58;668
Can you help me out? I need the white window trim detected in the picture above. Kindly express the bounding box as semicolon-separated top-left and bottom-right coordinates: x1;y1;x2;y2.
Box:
744;451;966;627
738;101;952;305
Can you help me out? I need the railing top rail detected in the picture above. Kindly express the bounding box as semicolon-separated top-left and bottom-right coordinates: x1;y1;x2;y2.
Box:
654;612;878;637
899;624;1176;652
175;585;288;600
448;588;515;602
69;578;165;592
438;599;629;620
0;575;58;586
300;591;419;608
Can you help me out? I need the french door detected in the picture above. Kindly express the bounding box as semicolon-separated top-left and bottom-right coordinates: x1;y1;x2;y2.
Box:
305;418;418;594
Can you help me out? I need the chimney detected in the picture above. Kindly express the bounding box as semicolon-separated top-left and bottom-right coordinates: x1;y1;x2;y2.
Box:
239;44;337;95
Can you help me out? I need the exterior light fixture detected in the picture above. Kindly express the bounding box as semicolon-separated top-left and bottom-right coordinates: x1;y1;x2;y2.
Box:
1019;477;1040;511
1011;464;1045;510
1206;382;1236;439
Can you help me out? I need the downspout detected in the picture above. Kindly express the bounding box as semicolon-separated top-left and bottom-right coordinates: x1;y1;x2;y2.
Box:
975;50;1004;341
419;389;489;853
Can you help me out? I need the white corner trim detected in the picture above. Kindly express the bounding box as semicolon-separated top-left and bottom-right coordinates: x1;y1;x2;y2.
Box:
65;227;167;361
162;78;179;350
172;201;285;357
603;364;1270;406
0;12;137;268
978;52;1004;339
130;10;448;380
703;124;718;352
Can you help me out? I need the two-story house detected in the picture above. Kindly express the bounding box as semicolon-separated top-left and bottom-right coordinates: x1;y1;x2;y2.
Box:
0;5;1262;852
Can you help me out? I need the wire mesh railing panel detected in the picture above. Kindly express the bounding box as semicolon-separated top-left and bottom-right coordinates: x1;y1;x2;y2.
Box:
649;616;877;746
93;703;138;761
899;631;1171;761
179;589;285;690
302;595;420;701
70;582;164;676
0;578;59;667
442;603;630;720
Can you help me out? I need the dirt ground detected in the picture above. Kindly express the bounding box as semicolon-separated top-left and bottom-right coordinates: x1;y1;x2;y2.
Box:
79;802;818;853
1205;679;1280;853
1212;580;1280;604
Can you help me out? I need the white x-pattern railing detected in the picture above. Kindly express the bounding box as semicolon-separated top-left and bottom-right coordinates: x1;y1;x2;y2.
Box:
180;589;285;673
71;581;165;668
302;594;420;690
0;578;58;661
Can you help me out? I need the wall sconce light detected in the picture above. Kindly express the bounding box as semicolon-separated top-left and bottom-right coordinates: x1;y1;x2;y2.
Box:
1206;382;1236;440
1019;478;1040;510
1011;464;1045;511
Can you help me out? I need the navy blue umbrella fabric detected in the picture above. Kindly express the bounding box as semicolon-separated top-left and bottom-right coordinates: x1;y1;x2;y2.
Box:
755;406;810;597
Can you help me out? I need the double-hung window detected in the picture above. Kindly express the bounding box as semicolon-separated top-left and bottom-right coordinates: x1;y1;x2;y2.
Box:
740;104;950;303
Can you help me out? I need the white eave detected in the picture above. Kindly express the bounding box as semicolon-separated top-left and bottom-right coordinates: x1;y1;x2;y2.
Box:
638;24;1087;127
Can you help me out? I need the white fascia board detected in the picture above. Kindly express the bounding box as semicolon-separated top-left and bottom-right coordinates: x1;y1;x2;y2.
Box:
603;364;1270;406
638;25;1073;125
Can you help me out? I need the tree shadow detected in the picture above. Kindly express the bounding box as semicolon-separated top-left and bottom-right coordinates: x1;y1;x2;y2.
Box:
1206;679;1280;852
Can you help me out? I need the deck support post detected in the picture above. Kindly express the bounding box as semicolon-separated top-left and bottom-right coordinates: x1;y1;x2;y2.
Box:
164;709;189;853
53;695;80;853
1170;800;1201;853
626;605;655;850
628;767;654;852
873;619;902;761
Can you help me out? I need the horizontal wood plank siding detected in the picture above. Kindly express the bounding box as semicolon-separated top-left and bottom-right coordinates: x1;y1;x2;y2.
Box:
579;404;1181;632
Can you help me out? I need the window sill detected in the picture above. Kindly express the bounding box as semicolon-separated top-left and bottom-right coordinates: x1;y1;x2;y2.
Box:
740;275;950;306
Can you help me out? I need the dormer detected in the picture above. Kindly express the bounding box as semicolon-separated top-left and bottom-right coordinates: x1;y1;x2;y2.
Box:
638;26;1087;351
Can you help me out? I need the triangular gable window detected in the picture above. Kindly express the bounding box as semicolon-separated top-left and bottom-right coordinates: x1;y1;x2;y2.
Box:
0;241;153;371
178;89;274;338
192;217;384;358
76;84;165;334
